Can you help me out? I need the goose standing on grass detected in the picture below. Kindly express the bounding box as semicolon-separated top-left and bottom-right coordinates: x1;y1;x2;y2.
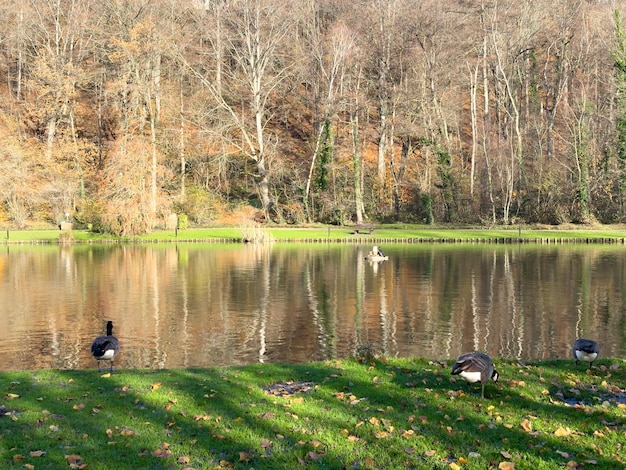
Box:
91;321;120;372
572;338;599;369
451;352;499;399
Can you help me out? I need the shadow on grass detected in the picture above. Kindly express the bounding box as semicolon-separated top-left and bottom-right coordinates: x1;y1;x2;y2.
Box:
0;358;624;469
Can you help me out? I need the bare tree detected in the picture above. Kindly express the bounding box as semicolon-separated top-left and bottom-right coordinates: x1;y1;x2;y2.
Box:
188;0;299;221
302;19;355;221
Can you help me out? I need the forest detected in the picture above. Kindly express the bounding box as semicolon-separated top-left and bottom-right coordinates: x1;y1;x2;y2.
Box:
1;0;625;234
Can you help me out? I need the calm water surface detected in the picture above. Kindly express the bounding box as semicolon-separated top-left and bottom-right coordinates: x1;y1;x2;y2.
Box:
0;242;624;370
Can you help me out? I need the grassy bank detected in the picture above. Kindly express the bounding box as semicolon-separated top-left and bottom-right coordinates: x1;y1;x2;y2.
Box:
1;357;624;469
4;223;626;244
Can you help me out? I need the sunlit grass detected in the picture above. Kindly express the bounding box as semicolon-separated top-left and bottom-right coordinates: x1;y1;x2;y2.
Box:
3;223;626;244
1;357;624;469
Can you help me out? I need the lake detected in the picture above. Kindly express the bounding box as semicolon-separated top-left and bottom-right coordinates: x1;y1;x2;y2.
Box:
0;242;623;370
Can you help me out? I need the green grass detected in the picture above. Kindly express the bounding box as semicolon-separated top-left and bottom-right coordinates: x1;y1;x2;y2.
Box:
1;357;624;469
3;223;626;244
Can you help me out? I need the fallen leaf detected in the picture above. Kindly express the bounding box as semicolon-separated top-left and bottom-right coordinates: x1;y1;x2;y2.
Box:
449;463;461;470
29;450;46;457
65;454;85;468
152;448;172;457
309;439;323;448
554;427;572;437
363;456;376;467
239;451;254;462
499;463;515;470
5;393;19;400
556;450;571;458
520;419;532;432
424;450;436;457
177;456;190;464
151;382;162;391
306;451;323;461
501;451;512;459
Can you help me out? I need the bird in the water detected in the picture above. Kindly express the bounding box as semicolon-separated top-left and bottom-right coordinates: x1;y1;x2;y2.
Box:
91;320;120;372
451;352;499;399
572;338;599;369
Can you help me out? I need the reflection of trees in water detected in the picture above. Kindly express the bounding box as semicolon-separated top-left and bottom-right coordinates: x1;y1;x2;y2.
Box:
1;245;625;370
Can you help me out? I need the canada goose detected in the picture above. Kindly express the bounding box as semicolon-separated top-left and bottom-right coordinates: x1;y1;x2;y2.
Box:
572;338;599;369
451;352;499;399
91;321;120;372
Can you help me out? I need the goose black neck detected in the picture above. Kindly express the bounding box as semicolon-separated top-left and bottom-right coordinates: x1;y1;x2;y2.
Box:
106;321;114;336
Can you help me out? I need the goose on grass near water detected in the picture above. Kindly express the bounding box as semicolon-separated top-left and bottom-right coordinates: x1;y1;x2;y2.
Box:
451;352;499;399
572;338;599;369
91;320;120;372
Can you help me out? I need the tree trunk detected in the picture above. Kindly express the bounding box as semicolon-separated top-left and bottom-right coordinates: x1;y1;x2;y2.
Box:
351;109;364;225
